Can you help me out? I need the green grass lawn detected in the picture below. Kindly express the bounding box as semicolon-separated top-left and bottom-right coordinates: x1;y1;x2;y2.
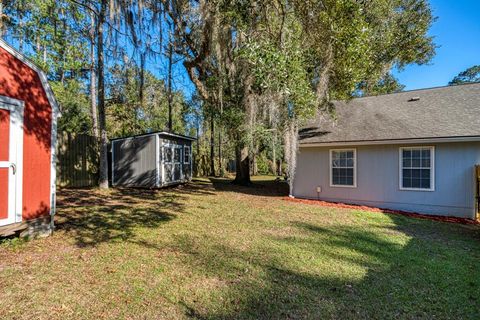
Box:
1;177;479;319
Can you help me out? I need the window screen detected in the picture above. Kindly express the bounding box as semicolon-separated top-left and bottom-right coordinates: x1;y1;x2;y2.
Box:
174;147;182;163
163;147;172;163
184;146;191;164
401;147;433;190
331;150;355;186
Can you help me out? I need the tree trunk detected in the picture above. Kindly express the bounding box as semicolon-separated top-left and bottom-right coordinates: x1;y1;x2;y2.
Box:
194;111;200;177
97;0;108;189
272;131;277;176
0;1;4;37
18;12;24;52
139;51;146;109
210;113;215;176
233;143;251;185
167;21;173;132
218;126;222;177
89;12;99;138
233;73;254;184
284;120;298;195
59;18;67;84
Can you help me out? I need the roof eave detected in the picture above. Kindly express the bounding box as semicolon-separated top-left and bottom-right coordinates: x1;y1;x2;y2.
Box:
0;38;61;119
299;135;480;147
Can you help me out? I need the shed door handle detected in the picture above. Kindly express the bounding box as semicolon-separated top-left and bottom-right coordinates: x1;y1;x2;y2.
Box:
10;163;16;175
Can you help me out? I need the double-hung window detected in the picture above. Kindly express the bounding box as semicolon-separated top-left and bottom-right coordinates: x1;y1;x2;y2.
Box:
330;149;356;187
400;146;434;191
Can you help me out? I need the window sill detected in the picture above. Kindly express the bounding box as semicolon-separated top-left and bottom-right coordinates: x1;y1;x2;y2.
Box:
330;184;357;188
399;187;435;192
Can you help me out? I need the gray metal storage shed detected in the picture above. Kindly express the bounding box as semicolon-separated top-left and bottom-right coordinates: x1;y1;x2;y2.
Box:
111;131;195;188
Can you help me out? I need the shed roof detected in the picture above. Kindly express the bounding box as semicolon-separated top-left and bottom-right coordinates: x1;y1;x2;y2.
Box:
111;131;196;142
0;38;60;119
299;83;480;146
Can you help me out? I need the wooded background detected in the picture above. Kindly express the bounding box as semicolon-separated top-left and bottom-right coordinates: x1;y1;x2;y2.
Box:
2;0;465;189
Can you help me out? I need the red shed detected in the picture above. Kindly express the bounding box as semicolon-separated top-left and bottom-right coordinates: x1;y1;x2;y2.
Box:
0;39;59;237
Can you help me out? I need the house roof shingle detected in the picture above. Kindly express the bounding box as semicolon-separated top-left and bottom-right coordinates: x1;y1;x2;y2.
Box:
299;83;480;145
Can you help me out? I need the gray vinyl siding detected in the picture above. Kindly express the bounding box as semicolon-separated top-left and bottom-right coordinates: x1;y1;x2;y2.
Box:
112;135;157;187
293;142;480;218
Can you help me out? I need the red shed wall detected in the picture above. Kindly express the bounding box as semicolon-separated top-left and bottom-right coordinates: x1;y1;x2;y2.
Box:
0;47;52;220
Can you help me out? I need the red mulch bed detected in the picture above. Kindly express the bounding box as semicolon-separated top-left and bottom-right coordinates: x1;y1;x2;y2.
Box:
284;197;479;225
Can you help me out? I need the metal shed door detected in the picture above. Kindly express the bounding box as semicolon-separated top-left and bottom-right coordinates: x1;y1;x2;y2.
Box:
162;144;173;184
162;143;183;184
0;97;23;226
173;145;182;181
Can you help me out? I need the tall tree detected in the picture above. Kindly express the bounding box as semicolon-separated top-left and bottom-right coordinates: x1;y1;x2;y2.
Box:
96;0;108;188
89;10;99;138
106;63;188;137
166;18;174;132
449;65;480;85
164;0;436;187
69;0;154;188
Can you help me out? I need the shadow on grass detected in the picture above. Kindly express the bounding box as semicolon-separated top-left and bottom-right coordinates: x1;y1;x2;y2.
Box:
53;181;480;318
55;188;184;248
208;177;289;197
169;215;480;319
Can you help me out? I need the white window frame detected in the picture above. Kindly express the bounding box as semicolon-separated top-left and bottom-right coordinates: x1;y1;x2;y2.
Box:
329;148;357;188
184;146;191;164
173;145;183;164
399;146;435;192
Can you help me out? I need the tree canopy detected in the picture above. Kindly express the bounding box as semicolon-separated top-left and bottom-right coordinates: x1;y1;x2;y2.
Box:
449;65;480;85
162;0;436;186
1;0;436;188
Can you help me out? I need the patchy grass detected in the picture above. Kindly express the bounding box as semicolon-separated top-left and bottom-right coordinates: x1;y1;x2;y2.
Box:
1;176;479;319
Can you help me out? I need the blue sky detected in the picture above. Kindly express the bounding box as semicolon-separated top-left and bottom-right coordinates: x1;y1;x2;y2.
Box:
393;0;480;90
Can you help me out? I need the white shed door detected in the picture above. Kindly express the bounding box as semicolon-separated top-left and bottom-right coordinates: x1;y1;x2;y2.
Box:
0;97;23;226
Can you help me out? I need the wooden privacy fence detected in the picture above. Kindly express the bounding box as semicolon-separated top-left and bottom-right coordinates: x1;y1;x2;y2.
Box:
57;133;99;188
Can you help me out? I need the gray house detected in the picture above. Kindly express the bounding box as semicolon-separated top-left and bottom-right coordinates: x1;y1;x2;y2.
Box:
293;83;480;219
111;131;195;188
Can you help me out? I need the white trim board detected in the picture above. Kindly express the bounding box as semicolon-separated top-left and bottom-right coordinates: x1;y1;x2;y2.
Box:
0;95;24;226
155;135;160;187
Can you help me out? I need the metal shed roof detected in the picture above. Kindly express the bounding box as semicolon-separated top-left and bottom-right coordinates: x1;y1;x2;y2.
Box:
111;131;196;142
